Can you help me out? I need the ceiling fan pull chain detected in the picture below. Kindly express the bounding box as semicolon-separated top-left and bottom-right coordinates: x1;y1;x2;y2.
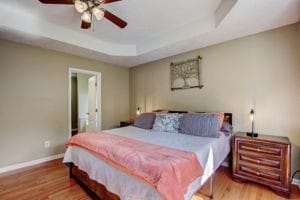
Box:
92;17;95;31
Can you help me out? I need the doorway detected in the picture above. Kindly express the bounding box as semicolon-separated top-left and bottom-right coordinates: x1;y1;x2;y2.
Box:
68;68;101;138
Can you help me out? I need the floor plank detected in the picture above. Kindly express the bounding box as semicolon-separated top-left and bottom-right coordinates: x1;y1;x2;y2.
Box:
0;159;299;200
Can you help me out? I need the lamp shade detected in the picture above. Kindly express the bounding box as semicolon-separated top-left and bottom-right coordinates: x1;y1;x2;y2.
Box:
136;107;141;115
92;7;104;20
250;109;254;121
74;0;88;13
81;11;92;23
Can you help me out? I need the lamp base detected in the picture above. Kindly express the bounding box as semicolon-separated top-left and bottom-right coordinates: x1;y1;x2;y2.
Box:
246;132;258;137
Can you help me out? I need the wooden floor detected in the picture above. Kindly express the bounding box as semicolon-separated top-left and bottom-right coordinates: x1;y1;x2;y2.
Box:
0;159;299;200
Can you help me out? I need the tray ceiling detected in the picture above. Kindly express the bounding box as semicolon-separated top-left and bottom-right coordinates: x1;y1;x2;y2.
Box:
0;0;299;67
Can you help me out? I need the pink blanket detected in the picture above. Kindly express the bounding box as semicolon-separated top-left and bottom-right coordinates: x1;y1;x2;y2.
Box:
67;132;203;200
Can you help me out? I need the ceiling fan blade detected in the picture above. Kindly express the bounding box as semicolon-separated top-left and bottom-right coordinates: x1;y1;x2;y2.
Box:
103;0;121;4
81;21;91;29
39;0;74;4
104;10;127;28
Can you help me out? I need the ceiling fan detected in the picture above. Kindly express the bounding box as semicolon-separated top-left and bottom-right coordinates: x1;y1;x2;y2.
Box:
39;0;127;29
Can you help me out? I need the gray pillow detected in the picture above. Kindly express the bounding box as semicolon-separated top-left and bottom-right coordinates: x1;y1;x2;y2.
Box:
221;121;233;136
133;113;156;129
179;113;220;138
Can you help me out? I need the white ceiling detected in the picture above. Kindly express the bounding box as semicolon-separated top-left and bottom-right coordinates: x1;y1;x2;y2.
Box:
0;0;299;67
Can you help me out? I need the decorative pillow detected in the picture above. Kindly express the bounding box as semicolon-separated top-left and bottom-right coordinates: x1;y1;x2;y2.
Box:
133;113;156;129
221;122;233;136
151;113;181;133
179;113;220;138
205;112;224;130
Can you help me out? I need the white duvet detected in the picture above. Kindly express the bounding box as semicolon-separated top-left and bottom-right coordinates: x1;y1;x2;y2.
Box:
63;126;231;200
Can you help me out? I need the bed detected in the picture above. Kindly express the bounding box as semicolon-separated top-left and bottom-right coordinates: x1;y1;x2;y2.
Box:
63;112;232;200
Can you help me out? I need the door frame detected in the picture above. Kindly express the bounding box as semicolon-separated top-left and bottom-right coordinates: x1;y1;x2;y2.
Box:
68;68;102;138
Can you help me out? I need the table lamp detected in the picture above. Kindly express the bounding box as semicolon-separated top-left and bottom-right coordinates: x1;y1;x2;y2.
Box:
246;109;258;137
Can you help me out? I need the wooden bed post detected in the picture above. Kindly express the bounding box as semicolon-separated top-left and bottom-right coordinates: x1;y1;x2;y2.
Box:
70;164;73;178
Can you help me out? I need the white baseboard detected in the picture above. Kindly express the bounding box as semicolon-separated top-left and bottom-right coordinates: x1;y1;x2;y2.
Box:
0;153;64;174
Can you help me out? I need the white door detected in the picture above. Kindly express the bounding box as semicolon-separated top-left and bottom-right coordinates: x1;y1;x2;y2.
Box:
86;76;98;132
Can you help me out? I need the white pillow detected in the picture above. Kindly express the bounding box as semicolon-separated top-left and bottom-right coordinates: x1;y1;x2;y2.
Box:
151;113;181;133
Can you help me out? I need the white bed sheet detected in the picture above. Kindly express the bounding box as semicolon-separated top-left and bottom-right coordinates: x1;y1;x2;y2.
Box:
63;126;231;200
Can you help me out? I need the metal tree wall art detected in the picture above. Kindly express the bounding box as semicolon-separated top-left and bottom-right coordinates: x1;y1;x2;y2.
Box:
170;56;203;91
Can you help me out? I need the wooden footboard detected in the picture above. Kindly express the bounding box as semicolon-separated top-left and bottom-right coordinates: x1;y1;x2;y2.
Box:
69;163;120;200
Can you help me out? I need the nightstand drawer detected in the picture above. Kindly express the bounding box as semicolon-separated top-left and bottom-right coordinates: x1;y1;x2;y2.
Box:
239;141;282;156
239;154;281;169
239;165;280;182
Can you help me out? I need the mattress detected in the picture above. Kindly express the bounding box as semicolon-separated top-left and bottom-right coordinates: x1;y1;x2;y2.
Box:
63;126;231;200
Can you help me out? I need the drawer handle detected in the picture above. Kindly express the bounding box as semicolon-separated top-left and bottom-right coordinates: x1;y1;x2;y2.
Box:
256;172;260;176
257;148;261;152
257;160;261;163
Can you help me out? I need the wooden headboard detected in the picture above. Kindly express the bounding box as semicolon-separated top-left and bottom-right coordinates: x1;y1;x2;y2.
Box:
154;110;233;125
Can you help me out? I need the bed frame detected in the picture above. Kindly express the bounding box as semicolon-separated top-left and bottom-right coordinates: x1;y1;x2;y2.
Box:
68;111;233;200
69;164;119;200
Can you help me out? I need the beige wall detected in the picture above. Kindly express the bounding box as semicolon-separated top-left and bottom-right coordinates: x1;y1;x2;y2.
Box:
0;39;129;167
130;23;300;173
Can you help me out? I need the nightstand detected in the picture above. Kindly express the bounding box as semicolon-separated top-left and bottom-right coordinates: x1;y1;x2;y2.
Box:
120;121;133;127
232;132;291;197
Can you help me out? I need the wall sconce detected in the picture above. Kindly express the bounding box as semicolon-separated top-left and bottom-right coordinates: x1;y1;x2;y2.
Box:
247;109;258;137
136;107;142;115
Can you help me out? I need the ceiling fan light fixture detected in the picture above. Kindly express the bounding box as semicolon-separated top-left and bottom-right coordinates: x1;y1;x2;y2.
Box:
92;7;104;20
81;11;92;23
75;0;88;13
39;0;127;29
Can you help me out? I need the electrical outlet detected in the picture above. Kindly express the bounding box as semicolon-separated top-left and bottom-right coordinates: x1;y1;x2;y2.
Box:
44;140;50;148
